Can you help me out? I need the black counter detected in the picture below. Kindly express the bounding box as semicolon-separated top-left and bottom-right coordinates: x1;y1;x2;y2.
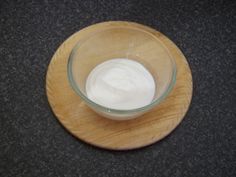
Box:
0;1;235;177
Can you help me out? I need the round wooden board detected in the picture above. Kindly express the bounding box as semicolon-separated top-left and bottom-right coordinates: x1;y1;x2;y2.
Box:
46;21;193;150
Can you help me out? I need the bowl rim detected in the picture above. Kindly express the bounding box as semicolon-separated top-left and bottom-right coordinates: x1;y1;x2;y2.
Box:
67;23;177;114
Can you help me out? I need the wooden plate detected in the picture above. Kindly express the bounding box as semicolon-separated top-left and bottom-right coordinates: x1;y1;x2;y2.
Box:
46;21;193;150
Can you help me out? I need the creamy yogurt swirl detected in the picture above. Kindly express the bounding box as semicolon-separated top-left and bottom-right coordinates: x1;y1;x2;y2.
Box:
86;58;155;110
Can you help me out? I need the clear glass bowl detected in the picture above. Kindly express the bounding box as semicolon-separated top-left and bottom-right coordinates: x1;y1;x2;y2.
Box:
68;25;176;120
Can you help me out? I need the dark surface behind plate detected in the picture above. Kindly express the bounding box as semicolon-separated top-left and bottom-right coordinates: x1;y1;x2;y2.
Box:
0;0;235;177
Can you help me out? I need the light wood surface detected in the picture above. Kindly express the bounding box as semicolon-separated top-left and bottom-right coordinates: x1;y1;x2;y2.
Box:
46;21;193;150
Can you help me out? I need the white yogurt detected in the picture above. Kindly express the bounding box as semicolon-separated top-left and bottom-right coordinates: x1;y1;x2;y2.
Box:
86;58;155;110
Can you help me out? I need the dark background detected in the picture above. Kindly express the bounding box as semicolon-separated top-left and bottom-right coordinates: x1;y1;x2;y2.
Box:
0;0;235;177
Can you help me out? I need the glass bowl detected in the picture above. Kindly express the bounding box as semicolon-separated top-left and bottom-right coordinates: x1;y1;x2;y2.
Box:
68;24;176;120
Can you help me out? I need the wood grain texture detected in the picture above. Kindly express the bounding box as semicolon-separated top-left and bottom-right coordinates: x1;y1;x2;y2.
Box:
46;21;193;150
